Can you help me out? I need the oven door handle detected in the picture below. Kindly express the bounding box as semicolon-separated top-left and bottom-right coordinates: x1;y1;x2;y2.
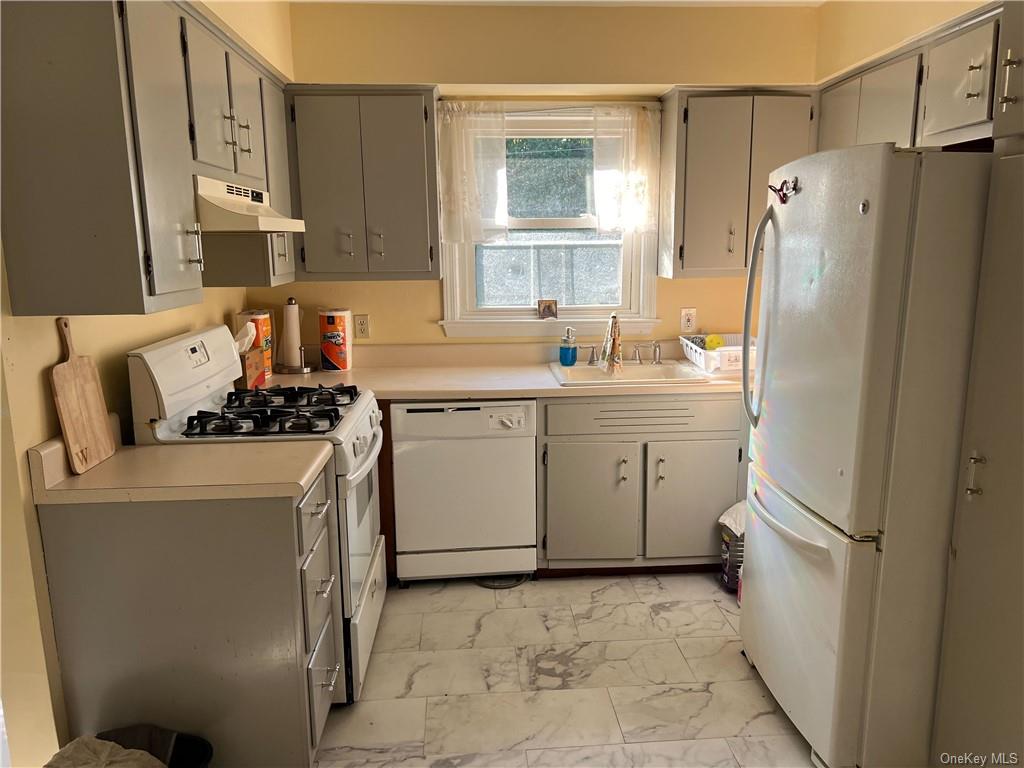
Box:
346;426;383;486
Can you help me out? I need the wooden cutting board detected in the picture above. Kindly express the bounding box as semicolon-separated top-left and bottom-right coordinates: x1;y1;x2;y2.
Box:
50;317;116;474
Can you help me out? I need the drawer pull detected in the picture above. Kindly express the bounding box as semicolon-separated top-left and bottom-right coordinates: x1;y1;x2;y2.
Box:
309;499;332;519
370;577;378;599
316;574;336;599
320;662;342;692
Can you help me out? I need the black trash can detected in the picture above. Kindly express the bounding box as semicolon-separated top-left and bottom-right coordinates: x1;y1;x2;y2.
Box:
97;724;213;768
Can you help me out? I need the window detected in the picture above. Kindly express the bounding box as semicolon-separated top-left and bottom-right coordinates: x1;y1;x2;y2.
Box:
438;103;661;337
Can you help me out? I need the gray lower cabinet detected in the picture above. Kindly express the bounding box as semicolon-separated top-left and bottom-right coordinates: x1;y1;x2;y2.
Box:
646;438;740;558
2;0;203;315
546;441;642;560
182;18;267;186
290;87;442;281
541;395;748;566
38;464;341;767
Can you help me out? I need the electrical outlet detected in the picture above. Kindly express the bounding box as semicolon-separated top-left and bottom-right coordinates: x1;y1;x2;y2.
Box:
354;314;370;339
681;308;697;333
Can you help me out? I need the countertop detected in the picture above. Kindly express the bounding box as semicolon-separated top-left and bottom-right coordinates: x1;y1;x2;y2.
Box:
272;363;744;400
29;437;333;505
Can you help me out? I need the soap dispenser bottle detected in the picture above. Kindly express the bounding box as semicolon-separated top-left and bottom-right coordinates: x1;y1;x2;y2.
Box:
559;327;578;367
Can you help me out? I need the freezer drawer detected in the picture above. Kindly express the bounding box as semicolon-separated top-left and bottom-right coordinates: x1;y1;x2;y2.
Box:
741;466;876;768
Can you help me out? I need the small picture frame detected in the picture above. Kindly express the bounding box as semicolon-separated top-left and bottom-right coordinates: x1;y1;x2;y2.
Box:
537;299;558;319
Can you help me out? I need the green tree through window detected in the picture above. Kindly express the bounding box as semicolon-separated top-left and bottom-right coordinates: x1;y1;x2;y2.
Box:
505;138;593;219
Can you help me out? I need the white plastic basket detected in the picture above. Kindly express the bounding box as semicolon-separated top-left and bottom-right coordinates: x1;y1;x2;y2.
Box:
679;334;755;374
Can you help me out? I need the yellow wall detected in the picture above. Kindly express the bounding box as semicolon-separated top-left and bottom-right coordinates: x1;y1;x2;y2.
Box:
815;1;987;81
201;1;296;80
290;3;818;88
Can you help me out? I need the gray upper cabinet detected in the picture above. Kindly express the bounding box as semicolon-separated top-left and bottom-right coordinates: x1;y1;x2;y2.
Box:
659;92;811;278
229;52;268;184
1;1;203;315
993;2;1023;139
920;21;998;145
820;57;921;151
856;55;921;147
183;19;267;187
290;86;442;281
361;95;434;274
681;96;753;274
182;18;234;173
294;94;369;274
202;81;293;288
747;95;813;254
819;78;862;151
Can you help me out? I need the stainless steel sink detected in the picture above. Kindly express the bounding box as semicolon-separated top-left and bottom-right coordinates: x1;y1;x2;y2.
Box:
549;361;708;386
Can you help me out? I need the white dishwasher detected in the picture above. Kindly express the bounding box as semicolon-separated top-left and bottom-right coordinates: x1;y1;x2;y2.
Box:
391;401;537;580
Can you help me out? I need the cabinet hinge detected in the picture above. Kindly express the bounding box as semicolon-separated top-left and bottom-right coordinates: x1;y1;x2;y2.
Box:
144;250;153;277
678;244;684;269
542;447;548;466
542;534;547;550
682;106;688;124
424;105;429;122
917;63;925;86
290;103;296;122
300;246;306;264
738;447;743;463
428;245;434;264
188;120;196;143
809;105;814;121
117;0;125;19
179;23;188;57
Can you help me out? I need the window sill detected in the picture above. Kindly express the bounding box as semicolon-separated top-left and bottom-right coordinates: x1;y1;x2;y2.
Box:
440;317;660;339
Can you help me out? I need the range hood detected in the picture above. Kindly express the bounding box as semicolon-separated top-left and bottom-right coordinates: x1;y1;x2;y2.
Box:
194;176;305;234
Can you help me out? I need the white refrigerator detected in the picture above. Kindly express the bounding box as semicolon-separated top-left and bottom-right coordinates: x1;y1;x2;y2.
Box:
738;144;991;768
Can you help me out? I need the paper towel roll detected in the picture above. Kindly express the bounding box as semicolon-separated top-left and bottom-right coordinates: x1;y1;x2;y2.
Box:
279;298;303;368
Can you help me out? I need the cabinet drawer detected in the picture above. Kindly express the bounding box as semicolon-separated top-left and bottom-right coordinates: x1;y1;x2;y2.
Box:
296;472;329;554
301;527;334;653
351;535;386;699
546;398;741;436
307;616;339;749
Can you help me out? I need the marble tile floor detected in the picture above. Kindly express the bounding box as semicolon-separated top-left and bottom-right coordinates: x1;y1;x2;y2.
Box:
318;574;813;768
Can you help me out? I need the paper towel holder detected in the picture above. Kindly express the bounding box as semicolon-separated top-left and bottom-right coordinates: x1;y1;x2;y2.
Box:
273;298;319;374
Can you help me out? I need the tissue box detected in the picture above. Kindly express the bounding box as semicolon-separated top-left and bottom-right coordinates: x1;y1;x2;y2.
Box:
236;348;266;390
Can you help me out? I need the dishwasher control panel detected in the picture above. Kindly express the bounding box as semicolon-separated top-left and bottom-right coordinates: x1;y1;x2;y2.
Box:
486;407;527;431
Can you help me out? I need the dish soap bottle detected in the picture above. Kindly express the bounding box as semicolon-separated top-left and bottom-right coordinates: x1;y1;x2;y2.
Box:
559;327;578;367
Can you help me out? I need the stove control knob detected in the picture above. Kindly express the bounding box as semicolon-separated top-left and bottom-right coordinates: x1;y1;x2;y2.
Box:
370;410;380;429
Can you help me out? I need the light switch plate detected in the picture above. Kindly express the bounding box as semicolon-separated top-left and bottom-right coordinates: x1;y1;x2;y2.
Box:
354;314;370;339
681;308;697;333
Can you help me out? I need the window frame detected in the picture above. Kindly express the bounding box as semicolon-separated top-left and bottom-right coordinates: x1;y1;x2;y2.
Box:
441;109;658;338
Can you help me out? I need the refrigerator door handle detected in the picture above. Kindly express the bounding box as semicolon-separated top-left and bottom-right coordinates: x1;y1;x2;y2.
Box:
743;205;774;429
750;489;830;559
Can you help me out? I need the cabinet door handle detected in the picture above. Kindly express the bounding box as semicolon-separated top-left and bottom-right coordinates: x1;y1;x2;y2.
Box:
967;63;984;72
999;49;1022;112
964;453;986;498
965;91;982;100
223;111;238;148
620;457;629;464
185;223;204;271
316;574;336;599
339;231;355;258
373;231;385;258
727;226;736;254
619;475;629;482
320;662;342;692
309;499;331;519
238;119;253;155
275;232;289;259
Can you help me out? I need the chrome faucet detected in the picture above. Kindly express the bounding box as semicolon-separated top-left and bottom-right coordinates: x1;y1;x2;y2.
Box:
631;341;662;365
578;344;600;366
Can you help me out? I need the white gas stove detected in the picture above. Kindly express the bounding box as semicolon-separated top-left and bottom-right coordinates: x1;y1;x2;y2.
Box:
127;325;385;703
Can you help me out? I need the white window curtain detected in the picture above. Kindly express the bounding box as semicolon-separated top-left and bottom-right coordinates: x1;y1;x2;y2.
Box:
438;101;661;245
